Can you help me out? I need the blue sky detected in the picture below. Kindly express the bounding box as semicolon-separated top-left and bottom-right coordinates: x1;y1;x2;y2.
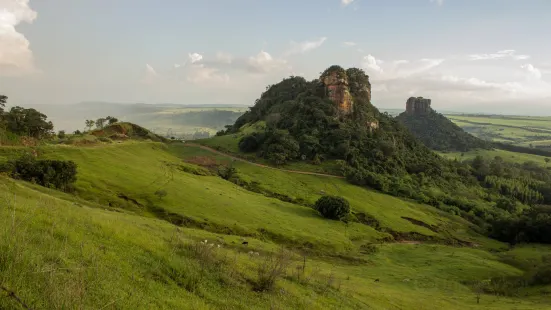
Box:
1;0;550;114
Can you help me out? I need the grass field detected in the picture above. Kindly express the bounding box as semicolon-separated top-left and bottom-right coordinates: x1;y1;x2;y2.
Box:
2;141;551;309
446;114;551;148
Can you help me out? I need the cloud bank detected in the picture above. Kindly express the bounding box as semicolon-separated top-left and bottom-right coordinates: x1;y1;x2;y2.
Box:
0;0;37;76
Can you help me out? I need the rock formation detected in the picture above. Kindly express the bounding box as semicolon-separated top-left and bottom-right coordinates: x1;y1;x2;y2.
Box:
321;67;354;116
406;97;432;115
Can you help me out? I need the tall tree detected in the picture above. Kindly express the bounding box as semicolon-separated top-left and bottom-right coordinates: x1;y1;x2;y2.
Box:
0;95;6;113
106;116;118;124
95;118;106;129
85;120;95;131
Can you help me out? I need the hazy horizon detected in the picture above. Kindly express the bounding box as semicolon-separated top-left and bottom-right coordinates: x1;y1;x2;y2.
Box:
1;0;550;115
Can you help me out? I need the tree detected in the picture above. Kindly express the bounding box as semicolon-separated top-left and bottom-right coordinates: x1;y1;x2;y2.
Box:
314;196;350;220
85;120;95;131
0;94;6;114
495;198;518;214
154;189;167;200
4;106;54;138
95;118;106;129
106;116;118;124
57;130;66;139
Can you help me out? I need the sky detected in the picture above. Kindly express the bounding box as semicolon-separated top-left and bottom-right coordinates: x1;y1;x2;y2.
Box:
1;0;551;115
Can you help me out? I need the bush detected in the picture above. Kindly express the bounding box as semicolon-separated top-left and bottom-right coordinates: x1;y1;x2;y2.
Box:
154;189;168;200
98;137;112;143
254;249;292;292
238;134;263;153
528;263;551;286
5;155;77;191
314;195;350;220
57;130;66;139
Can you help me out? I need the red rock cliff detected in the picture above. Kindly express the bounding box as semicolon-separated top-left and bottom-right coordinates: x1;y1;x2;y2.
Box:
321;68;354;116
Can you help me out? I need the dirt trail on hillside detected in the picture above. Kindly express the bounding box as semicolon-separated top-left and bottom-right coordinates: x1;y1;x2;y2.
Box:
184;143;344;179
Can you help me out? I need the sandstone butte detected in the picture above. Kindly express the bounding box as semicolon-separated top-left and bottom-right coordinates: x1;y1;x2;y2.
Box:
320;66;378;131
406;97;432;115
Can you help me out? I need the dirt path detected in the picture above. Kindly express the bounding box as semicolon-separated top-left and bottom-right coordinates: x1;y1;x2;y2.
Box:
184;143;345;179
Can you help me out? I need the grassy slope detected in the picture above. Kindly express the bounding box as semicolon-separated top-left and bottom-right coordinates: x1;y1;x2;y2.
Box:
197;122;341;175
1;141;551;309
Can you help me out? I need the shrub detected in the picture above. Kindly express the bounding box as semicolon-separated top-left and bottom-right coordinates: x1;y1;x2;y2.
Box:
217;164;236;180
98;137;112;143
238;133;263;153
154;189;168;200
528;263;551;286
314;195;350;220
57;130;66;139
5;155;77;191
254;249;292;292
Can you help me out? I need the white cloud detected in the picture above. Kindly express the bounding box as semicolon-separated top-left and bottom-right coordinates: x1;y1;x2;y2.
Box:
468;50;530;61
361;54;443;79
430;0;444;5
188;52;203;64
521;64;542;79
247;50;290;74
341;0;354;6
284;37;327;56
0;0;37;76
357;51;551;113
393;60;409;66
343;41;357;47
438;75;522;92
361;54;384;73
145;64;158;76
141;64;159;84
187;64;229;84
215;52;233;64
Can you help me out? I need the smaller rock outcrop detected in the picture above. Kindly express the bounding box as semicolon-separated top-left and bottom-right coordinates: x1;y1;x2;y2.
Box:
406;97;432;115
397;97;490;152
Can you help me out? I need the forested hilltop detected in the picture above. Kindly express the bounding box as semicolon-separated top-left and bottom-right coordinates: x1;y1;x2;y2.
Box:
396;97;491;152
219;66;551;245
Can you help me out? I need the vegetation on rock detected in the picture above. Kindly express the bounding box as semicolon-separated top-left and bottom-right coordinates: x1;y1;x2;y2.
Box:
396;107;490;152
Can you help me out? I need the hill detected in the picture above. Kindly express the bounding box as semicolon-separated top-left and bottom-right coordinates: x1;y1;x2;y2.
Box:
396;97;490;152
89;122;169;142
2;141;551;309
224;66;448;183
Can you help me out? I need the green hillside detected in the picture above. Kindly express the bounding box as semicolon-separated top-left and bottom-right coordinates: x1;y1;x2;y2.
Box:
2;141;551;309
396;108;490;152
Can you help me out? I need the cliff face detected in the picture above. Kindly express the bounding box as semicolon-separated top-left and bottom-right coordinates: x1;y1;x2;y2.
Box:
319;66;378;131
406;97;432;115
321;69;354;116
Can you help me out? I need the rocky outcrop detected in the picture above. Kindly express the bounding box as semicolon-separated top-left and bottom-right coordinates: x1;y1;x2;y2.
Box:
319;66;379;131
321;67;354;116
406;97;432;115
